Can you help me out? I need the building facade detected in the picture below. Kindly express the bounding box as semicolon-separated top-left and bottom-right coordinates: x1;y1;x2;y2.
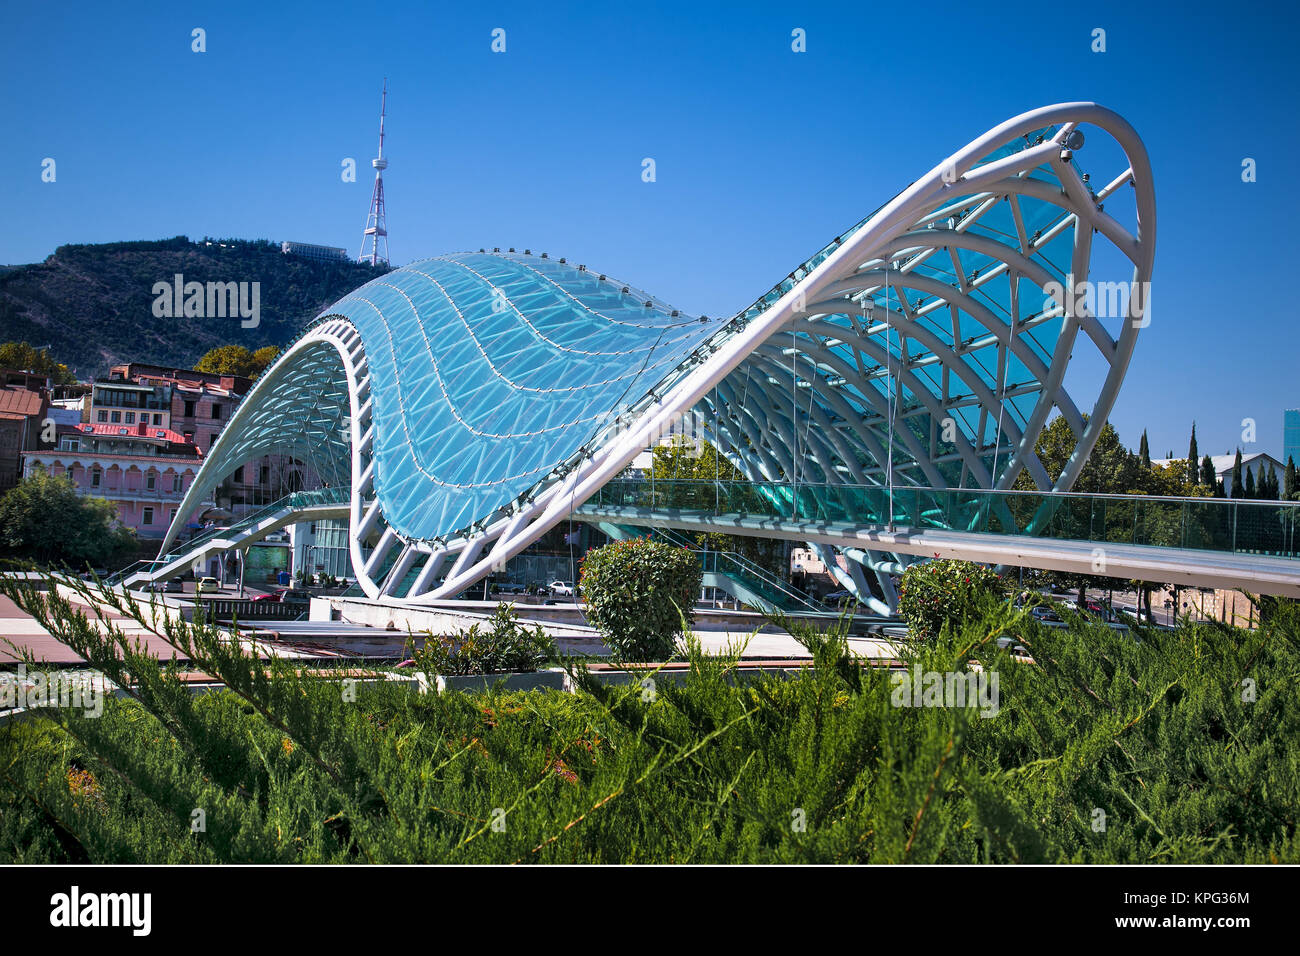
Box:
22;422;208;537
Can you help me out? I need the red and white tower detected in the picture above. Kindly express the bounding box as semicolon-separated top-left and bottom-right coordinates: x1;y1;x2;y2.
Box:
359;80;390;266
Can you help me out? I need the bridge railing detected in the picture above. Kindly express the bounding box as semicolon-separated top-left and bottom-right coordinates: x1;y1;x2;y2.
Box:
156;486;353;564
583;480;1300;559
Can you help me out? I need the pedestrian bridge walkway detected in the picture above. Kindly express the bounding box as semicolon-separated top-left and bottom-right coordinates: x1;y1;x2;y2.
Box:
572;480;1300;598
113;488;350;591
115;480;1300;601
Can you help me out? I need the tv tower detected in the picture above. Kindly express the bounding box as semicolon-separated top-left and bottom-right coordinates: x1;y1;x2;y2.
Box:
359;79;389;266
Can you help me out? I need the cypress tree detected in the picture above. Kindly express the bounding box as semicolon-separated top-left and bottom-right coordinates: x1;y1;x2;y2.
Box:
1245;467;1256;499
1286;456;1297;501
1200;454;1216;487
1215;478;1226;498
1139;430;1151;469
1187;423;1199;485
1266;463;1280;500
1231;449;1245;498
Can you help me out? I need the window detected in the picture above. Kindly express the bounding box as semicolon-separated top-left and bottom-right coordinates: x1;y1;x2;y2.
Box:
146;472;156;491
184;400;195;418
125;412;135;424
153;414;162;426
142;507;154;525
208;434;217;449
169;509;177;524
172;474;183;493
211;404;222;421
110;411;121;423
260;465;269;485
232;466;243;483
97;410;108;423
60;438;79;451
91;469;102;487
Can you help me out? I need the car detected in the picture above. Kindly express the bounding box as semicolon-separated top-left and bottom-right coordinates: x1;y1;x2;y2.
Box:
252;587;311;605
195;577;221;597
824;589;856;605
548;580;575;597
164;579;184;593
1029;606;1062;623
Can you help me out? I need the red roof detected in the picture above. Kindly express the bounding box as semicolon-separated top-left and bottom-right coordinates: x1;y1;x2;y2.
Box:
67;421;194;445
0;387;44;418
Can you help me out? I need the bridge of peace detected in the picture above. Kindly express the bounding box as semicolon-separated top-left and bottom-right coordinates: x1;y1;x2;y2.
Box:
113;103;1300;617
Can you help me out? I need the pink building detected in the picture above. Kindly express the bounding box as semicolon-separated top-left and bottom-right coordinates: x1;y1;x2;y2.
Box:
22;422;210;538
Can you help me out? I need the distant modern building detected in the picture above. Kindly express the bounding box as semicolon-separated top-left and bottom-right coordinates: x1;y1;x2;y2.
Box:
281;241;350;264
1285;409;1300;470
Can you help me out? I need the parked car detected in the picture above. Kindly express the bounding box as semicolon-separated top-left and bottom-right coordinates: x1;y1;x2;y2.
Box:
548;580;575;597
164;579;184;594
1029;605;1062;623
252;587;311;605
195;577;221;597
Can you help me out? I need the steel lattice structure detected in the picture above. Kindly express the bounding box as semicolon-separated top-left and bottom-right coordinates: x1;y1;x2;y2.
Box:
161;103;1155;609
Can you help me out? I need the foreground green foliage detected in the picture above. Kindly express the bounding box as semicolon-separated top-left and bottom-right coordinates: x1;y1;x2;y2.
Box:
408;603;554;676
1;573;1298;863
579;537;702;662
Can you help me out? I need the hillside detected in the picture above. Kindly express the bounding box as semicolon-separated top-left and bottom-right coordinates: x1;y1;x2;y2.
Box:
0;237;387;376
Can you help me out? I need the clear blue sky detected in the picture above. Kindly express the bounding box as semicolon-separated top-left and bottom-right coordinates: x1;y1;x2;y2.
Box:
1;0;1296;462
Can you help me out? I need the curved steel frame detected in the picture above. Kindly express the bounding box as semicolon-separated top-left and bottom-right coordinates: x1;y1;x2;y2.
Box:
160;103;1155;609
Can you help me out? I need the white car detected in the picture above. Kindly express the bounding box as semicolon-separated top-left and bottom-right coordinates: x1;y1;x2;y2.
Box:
548;580;575;597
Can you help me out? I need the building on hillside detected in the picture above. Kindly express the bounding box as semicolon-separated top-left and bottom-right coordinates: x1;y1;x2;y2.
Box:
1151;452;1286;498
282;241;350;263
0;384;49;492
21;422;210;537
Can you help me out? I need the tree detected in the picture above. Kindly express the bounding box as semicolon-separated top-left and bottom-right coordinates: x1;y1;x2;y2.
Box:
1231;450;1244;499
194;345;258;377
1286;457;1297;501
1265;463;1279;501
0;341;76;384
1138;429;1151;469
1245;467;1256;500
1200;454;1216;488
579;537;702;661
251;346;281;375
1187;423;1199;485
194;344;279;378
0;468;135;567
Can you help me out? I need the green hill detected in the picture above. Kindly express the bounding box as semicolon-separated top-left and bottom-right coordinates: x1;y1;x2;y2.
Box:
0;237;386;377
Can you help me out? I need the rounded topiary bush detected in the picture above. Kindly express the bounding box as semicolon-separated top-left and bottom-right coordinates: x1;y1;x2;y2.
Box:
579;537;703;662
897;558;1008;640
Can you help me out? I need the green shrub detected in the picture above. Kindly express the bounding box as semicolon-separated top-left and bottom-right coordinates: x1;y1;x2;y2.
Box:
3;572;1300;863
411;603;553;675
897;559;1007;640
579;536;702;661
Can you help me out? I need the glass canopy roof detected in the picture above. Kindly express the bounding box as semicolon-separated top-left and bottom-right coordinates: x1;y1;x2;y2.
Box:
323;252;718;540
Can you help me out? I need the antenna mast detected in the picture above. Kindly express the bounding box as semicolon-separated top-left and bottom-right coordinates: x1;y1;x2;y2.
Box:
359;79;390;266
